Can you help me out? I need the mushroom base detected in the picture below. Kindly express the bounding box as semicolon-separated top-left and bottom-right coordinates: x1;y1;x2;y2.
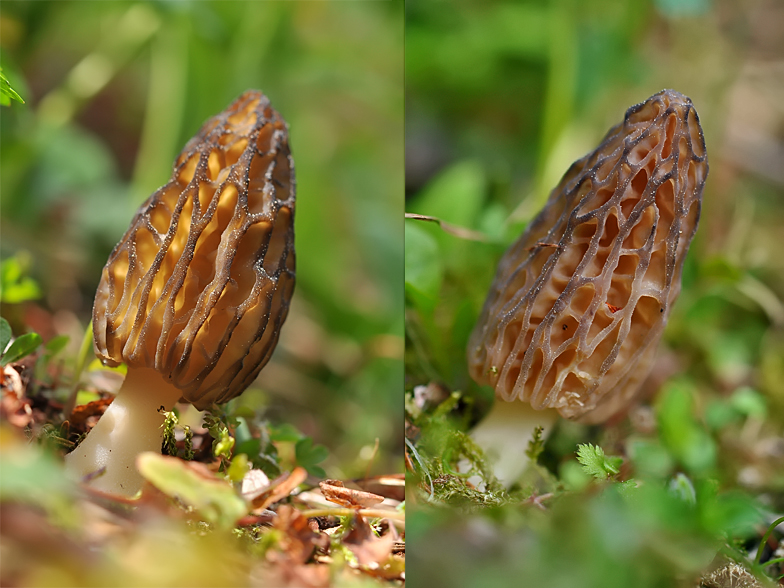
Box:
470;400;559;487
64;367;183;497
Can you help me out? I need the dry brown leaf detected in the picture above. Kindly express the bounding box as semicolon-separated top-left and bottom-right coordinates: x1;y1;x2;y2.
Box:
342;513;396;568
246;467;308;511
319;480;384;509
1;390;33;429
273;505;329;565
69;397;113;430
0;365;24;397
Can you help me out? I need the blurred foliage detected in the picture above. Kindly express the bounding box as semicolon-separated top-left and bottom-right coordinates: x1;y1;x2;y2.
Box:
0;422;404;587
0;305;405;586
405;0;784;586
0;66;24;105
1;2;403;585
0;252;42;304
0;0;403;476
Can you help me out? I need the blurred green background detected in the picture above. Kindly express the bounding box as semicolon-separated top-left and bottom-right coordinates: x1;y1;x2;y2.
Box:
405;0;784;586
0;0;404;477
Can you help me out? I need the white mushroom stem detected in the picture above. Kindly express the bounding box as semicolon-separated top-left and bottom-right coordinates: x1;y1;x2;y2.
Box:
65;367;183;497
470;400;559;487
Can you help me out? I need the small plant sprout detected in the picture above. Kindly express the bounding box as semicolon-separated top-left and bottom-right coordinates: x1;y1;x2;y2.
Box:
576;443;622;480
468;91;708;483
65;91;296;496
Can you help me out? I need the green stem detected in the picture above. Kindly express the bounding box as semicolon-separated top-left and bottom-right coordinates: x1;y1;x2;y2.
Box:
64;320;94;417
756;515;784;566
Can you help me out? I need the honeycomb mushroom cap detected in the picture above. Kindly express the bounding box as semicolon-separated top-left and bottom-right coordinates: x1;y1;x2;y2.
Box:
93;90;295;410
468;90;708;423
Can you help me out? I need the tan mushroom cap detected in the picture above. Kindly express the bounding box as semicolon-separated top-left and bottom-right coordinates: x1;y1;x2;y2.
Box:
468;90;708;424
93;90;295;410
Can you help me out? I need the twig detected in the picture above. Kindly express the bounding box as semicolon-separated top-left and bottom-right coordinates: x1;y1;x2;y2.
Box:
405;213;489;242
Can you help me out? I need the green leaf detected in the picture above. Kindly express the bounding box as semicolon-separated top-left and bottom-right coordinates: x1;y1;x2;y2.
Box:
269;423;303;443
616;479;638;497
136;453;247;529
627;439;674;479
408;160;485;229
234;438;262;458
0;256;42;303
295;437;329;478
668;473;696;505
1;332;42;366
729;387;766;419
559;460;591;491
44;335;70;355
408;162;486;278
576;443;622;479
657;381;717;474
700;490;761;538
405;221;443;301
236;437;281;478
226;453;250;483
0;318;11;355
704;399;738;431
0;67;25;105
75;390;101;406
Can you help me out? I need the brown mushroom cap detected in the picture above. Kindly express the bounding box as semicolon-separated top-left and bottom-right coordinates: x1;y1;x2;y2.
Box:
468;90;708;423
93;90;295;409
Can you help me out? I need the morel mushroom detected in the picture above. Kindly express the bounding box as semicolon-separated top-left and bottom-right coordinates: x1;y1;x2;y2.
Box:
468;90;707;479
66;90;295;496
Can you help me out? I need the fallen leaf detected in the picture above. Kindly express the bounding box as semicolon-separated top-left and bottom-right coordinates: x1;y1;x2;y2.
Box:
1;390;33;429
319;479;384;509
69;397;113;430
136;452;247;529
273;505;329;565
245;467;308;511
342;513;396;567
0;365;23;397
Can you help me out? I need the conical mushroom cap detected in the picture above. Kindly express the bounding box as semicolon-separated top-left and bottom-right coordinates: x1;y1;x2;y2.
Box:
94;91;295;409
468;90;708;423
